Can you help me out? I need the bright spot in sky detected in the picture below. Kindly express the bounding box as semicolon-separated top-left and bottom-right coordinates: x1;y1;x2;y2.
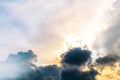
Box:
0;0;116;64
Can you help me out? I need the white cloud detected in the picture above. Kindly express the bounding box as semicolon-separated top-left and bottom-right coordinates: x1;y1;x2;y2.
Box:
93;0;120;55
0;0;115;64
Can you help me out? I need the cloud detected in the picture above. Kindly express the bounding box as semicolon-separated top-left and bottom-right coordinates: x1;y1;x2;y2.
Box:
37;65;61;80
60;47;98;80
0;50;37;80
96;54;120;66
62;48;91;66
0;0;119;80
0;50;62;80
0;0;115;64
0;48;98;80
61;69;98;80
92;0;120;55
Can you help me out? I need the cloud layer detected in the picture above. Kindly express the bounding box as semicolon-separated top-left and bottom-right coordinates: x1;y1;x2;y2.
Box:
0;0;115;64
93;0;120;55
0;48;98;80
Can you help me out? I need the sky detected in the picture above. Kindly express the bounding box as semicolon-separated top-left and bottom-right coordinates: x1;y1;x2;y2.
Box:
0;0;117;64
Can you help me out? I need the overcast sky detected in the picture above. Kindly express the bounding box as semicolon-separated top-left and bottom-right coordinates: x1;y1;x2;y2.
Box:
0;0;117;64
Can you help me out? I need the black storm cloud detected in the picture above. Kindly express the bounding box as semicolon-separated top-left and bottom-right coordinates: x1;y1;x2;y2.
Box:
62;48;91;66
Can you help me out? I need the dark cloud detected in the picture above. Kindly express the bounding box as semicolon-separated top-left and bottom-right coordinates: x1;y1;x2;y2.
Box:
3;48;120;80
0;50;62;80
60;48;98;80
0;50;38;80
61;48;91;66
0;48;95;80
37;65;61;80
96;55;120;66
0;1;119;80
60;69;98;80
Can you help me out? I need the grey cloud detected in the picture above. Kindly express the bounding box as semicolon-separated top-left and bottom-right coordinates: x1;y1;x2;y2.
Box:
0;50;37;80
96;54;120;66
93;0;120;55
60;69;98;80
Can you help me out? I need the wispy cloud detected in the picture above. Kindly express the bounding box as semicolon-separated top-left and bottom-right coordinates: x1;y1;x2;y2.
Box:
93;0;120;55
0;0;115;64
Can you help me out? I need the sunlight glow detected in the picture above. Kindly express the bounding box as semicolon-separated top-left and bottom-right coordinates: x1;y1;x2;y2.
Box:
56;32;95;61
